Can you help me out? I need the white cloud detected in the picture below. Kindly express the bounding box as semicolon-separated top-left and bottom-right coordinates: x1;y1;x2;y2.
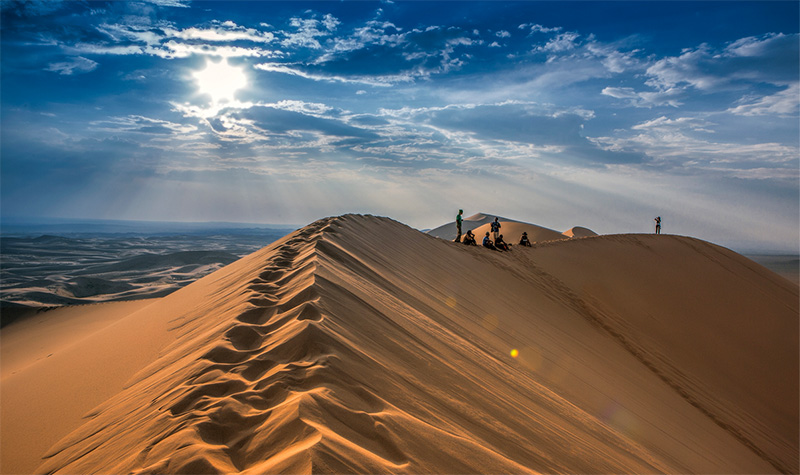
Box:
254;62;396;86
45;56;98;75
164;23;276;43
141;0;190;7
72;43;145;55
282;16;339;49
645;33;799;92
91;115;198;135
631;116;716;133
645;44;724;91
147;41;280;59
496;30;510;38
536;31;580;53
590;117;798;179
520;24;562;34
601;86;684;108
586;43;641;74
728;83;800;117
321;13;340;31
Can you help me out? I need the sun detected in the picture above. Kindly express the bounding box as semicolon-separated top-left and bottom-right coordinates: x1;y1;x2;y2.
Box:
192;59;247;104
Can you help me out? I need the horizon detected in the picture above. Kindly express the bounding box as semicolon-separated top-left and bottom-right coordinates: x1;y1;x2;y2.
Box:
1;1;798;252
1;214;797;255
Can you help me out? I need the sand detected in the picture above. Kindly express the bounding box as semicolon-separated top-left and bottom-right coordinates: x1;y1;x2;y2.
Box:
1;214;796;474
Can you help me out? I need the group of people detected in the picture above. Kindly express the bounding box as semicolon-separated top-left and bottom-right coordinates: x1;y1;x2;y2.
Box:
454;210;665;245
454;210;531;252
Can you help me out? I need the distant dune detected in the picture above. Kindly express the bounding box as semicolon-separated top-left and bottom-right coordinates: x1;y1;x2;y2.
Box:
1;215;796;474
562;226;597;238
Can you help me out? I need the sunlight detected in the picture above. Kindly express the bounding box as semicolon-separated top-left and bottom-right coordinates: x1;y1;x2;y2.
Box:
192;58;247;104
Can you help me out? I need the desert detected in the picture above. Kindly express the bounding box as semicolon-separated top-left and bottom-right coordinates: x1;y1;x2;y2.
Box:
1;214;797;474
4;1;799;473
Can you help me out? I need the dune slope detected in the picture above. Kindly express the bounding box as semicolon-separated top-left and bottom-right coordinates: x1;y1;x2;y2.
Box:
13;215;797;474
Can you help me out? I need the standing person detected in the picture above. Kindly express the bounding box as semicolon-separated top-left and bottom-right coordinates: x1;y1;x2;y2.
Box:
654;216;662;234
490;217;501;242
455;209;464;242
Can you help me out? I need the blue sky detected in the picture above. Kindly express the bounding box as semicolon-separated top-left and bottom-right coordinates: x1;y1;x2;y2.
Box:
2;1;798;251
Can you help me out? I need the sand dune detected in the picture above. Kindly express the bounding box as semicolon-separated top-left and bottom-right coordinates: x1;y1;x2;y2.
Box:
562;226;597;238
1;215;796;474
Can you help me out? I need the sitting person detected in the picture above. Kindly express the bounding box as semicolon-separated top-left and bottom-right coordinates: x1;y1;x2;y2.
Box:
495;234;510;251
482;232;497;250
519;231;532;247
462;229;477;245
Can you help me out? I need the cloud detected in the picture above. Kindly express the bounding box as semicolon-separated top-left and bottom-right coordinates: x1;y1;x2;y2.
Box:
631;116;716;133
256;24;481;85
281;15;340;49
601;33;798;113
645;33;799;92
147;41;280;59
536;31;580;53
90;115;198;135
88;21;282;59
601;86;684;108
164;22;276;43
589;115;798;179
45;56;98;75
585;42;642;74
728;83;799;117
376;102;641;166
519;24;562;34
141;0;190;7
254;62;396;86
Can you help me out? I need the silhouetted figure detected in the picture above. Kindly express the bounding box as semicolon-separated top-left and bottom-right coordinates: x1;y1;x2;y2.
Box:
519;231;532;247
490;217;501;242
655;216;662;234
462;229;477;246
483;232;497;250
454;209;464;242
495;234;510;251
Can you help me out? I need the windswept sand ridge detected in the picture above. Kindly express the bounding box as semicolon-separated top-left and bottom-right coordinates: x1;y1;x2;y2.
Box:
2;215;796;474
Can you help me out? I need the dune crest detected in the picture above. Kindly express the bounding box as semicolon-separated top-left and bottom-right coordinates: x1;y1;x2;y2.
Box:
5;215;795;474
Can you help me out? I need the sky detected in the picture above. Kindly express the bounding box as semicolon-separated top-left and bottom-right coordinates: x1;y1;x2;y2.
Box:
1;1;798;251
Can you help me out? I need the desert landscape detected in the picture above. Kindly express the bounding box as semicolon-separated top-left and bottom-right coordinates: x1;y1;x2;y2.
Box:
1;214;796;474
2;3;798;473
0;225;293;315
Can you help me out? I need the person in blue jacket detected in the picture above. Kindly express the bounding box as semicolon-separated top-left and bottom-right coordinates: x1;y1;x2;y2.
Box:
483;232;497;250
490;217;501;242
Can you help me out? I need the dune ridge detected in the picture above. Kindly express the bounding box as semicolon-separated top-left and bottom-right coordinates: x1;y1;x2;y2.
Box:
4;215;795;474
